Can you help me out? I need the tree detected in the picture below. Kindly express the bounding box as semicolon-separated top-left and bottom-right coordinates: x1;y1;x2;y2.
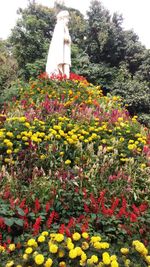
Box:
123;30;146;75
10;1;56;79
0;39;18;95
86;0;111;63
86;1;127;67
135;49;150;85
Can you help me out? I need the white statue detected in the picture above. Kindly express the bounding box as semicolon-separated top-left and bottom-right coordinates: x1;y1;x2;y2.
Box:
46;10;71;78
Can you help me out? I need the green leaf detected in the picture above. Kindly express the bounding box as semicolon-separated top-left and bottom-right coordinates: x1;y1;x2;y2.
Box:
90;214;97;220
16;207;25;216
15;218;24;227
4;218;14;227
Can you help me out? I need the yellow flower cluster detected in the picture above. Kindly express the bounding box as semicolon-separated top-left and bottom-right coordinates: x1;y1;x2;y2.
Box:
0;96;149;170
4;231;150;267
132;240;150;265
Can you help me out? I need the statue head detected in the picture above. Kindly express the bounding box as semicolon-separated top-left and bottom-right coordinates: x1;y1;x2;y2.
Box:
57;10;70;24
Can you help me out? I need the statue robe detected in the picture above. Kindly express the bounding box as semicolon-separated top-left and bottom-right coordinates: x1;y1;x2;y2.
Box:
46;19;71;78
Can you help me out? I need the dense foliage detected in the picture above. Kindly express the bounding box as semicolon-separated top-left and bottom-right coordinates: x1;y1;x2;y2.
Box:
0;39;18;96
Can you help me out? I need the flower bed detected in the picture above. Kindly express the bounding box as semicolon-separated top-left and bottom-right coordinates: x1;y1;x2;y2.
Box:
1;231;150;267
0;73;150;265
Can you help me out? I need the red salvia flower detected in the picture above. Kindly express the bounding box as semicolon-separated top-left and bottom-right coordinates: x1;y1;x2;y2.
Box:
59;224;65;234
45;202;51;213
34;198;41;213
139;203;148;213
84;203;90;213
132;204;140;215
130;212;137;222
67;217;75;228
33;216;42;235
19;198;26;209
46;211;56;228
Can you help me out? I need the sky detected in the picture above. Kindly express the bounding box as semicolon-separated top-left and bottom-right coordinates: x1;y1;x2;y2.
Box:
0;0;150;48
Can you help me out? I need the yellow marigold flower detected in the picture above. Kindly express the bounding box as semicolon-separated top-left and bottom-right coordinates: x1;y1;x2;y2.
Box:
49;244;58;253
128;144;136;150
5;261;14;267
118;117;123;122
35;254;45;265
41;231;49;236
145;256;150;264
44;258;53;267
111;260;119;267
23;254;28;260
50;233;56;238
69;249;78;259
75;246;82;256
38;235;45;243
91;255;98;263
93;241;101;249
0;245;5;252
6;149;12;154
53;125;61;130
25;247;33;254
133;241;146;254
132;240;139;246
40;154;46;160
140;163;146;169
58;249;65;257
100;242;109;249
79;260;86;266
72;232;81;241
65;159;71;165
6;132;14;138
59;261;66;267
56;134;61;139
81;252;87;261
16;265;22;267
67;241;74;250
82;232;89;239
102;252;111;265
6;141;13;147
142;248;148;256
19;117;26;122
25;122;30;128
27;238;37;247
110;255;117;261
128;139;134;144
79;136;84;140
125;259;130;266
55;233;64;242
120;158;128;162
22;136;28;141
91;236;101;243
8;244;15;251
60;151;64;156
119;137;124;142
106;146;113;152
82;241;89;250
120;248;129;255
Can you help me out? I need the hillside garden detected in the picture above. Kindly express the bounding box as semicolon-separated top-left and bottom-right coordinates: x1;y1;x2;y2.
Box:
0;73;150;266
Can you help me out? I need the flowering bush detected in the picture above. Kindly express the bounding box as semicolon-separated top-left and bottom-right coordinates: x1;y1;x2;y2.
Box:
0;73;150;263
0;184;149;249
0;75;149;201
1;231;150;267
